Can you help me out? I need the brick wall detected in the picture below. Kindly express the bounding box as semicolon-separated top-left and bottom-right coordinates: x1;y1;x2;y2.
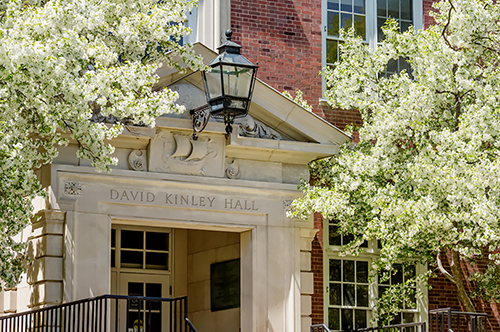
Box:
230;0;324;116
311;234;324;325
311;213;325;324
423;0;436;28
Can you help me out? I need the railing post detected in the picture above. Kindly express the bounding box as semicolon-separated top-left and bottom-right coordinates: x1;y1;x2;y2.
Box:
185;297;188;332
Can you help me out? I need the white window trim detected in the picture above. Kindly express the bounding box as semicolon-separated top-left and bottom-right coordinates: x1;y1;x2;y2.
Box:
320;0;423;95
184;6;199;45
323;224;429;329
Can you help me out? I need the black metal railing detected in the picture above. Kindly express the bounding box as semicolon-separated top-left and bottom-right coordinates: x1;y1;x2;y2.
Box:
313;308;488;332
311;321;426;332
359;321;427;332
311;323;332;332
429;308;487;332
0;294;194;332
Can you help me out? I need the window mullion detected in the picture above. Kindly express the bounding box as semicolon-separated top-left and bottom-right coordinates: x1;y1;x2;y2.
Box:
366;0;377;49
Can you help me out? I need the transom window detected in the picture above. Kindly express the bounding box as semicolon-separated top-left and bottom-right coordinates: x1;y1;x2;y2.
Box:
328;220;368;248
111;228;170;271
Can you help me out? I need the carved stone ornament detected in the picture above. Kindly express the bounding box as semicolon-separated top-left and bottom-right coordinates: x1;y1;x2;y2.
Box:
234;115;282;140
225;159;240;179
128;150;147;171
149;130;222;176
64;182;82;196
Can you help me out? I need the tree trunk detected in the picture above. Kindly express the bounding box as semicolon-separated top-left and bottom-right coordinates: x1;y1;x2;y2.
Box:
449;249;476;313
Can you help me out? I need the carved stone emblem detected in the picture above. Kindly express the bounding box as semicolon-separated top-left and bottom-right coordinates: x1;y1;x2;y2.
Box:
225;159;240;179
128;150;147;171
149;130;223;177
64;182;82;196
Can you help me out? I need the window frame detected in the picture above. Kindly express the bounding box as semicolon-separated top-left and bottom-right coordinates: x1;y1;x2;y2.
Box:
111;225;172;276
320;0;423;94
323;219;428;330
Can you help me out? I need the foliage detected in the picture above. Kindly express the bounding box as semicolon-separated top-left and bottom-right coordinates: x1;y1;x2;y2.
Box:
282;89;313;111
0;0;204;287
290;0;500;321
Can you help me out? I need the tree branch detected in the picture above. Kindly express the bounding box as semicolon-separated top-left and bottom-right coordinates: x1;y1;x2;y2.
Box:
449;250;476;312
441;0;457;51
437;250;456;284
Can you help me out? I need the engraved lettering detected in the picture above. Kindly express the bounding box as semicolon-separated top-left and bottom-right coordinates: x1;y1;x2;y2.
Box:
208;197;216;207
175;194;178;204
191;196;198;206
130;191;139;201
166;194;173;204
181;195;189;205
121;191;129;201
244;200;252;210
147;192;155;202
234;200;243;209
110;189;119;200
225;198;233;209
252;201;258;211
199;197;206;207
141;192;144;202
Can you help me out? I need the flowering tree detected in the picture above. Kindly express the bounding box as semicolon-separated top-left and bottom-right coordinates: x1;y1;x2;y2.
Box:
290;0;500;321
0;0;204;286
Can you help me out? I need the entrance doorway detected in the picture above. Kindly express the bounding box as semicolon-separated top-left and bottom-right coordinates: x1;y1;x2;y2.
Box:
111;225;172;332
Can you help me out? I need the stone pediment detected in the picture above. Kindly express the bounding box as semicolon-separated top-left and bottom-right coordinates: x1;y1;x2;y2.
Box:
115;43;352;181
155;43;350;147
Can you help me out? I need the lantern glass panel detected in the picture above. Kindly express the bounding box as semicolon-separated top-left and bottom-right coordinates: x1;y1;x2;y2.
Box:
222;65;253;99
205;66;223;99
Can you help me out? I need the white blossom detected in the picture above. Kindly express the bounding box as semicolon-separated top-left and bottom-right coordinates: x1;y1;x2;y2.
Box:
0;0;204;287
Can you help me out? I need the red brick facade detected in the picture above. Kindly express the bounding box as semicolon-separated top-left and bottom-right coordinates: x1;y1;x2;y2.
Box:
312;213;325;325
231;0;499;329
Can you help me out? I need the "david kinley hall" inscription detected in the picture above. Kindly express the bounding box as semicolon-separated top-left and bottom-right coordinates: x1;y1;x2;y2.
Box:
109;189;258;211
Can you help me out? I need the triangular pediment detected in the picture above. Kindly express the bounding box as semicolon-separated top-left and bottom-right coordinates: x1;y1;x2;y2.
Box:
152;42;350;165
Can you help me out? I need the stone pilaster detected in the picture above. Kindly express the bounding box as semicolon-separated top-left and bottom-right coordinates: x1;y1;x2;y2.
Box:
27;210;65;308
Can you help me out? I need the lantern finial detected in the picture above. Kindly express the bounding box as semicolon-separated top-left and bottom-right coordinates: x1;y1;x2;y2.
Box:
225;30;233;41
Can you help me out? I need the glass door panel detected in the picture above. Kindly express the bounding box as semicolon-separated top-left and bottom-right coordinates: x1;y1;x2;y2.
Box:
119;273;171;332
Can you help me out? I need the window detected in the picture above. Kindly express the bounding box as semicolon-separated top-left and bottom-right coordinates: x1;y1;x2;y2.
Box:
379;264;418;325
324;220;426;331
322;0;423;85
111;227;171;271
328;259;371;331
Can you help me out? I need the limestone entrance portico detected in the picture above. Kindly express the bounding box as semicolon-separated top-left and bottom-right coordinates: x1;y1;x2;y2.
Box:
19;43;350;332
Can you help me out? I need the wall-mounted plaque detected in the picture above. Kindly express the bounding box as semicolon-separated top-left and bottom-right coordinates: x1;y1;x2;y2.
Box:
210;259;240;312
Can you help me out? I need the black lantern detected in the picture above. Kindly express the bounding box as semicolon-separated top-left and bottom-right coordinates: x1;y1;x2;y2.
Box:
191;30;258;140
